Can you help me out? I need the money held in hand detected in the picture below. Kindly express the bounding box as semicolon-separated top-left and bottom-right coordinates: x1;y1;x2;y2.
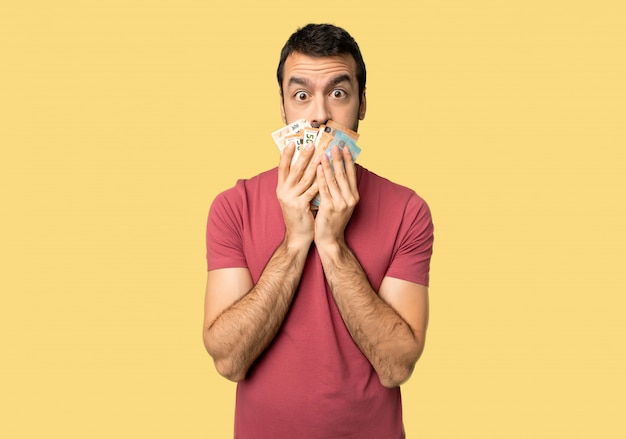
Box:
271;120;362;208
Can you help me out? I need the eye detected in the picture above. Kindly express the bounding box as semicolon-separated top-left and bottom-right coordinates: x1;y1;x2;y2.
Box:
295;91;308;101
331;89;347;99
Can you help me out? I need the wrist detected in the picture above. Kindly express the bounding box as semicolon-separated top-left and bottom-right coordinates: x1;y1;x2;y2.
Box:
315;237;348;263
282;232;313;255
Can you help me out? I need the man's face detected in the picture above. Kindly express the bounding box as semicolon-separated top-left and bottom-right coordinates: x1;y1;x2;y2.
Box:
280;52;366;131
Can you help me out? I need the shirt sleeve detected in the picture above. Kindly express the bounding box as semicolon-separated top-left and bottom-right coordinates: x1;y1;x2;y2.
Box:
385;193;434;287
205;185;248;271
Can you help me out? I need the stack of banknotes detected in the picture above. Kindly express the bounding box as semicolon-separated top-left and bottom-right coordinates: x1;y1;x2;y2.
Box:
271;119;362;208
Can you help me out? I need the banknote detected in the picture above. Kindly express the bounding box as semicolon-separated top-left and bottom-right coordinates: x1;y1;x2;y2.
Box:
309;123;361;208
312;121;360;162
271;119;312;165
319;120;360;143
302;127;318;147
271;119;362;209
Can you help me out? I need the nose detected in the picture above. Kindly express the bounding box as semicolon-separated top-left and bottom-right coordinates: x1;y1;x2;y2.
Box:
310;96;330;128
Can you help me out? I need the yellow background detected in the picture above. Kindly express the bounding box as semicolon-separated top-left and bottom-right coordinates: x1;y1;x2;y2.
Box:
1;1;624;437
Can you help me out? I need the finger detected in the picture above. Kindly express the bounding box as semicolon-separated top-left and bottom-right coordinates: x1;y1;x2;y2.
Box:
330;145;351;194
341;144;358;193
293;144;319;192
295;142;316;168
330;145;346;178
278;143;296;184
320;153;342;201
303;180;319;203
316;162;331;205
288;142;316;183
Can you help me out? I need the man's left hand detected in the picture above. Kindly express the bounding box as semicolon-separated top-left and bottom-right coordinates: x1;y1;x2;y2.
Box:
314;144;359;247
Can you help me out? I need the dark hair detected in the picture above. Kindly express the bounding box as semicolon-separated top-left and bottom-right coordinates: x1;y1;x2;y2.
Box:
277;24;366;104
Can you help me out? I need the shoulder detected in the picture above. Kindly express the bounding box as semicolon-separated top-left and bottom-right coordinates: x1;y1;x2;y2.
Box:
348;165;434;288
355;165;433;241
212;168;278;205
356;165;429;210
208;167;281;234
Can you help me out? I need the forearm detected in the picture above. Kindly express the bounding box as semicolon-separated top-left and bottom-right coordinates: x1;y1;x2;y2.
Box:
318;241;423;387
205;239;310;381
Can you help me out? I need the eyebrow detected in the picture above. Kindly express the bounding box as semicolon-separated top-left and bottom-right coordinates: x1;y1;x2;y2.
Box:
328;74;352;88
287;76;311;88
287;74;353;89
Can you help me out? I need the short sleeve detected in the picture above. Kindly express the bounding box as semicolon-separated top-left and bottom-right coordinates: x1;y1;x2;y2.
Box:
385;193;434;286
205;186;248;271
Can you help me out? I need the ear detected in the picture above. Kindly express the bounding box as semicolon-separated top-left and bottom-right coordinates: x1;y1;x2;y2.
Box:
279;89;287;124
359;88;367;120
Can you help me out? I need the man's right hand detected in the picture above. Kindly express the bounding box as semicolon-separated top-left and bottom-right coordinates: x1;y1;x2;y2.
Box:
276;142;319;248
204;142;319;381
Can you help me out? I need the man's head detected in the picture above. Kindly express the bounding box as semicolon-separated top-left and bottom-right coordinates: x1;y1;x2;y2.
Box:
277;24;367;131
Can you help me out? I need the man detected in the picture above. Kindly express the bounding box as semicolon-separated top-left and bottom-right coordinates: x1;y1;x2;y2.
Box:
203;24;434;438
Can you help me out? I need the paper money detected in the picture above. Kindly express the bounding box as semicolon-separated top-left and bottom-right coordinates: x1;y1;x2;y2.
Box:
272;119;311;163
313;121;360;163
271;119;362;209
302;127;318;147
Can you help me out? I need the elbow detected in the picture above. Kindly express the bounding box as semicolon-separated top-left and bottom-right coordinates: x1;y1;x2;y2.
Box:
213;358;247;383
379;344;425;388
379;363;415;388
203;332;247;382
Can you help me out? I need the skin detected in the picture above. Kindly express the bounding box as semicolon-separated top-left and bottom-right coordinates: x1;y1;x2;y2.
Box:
203;52;429;387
